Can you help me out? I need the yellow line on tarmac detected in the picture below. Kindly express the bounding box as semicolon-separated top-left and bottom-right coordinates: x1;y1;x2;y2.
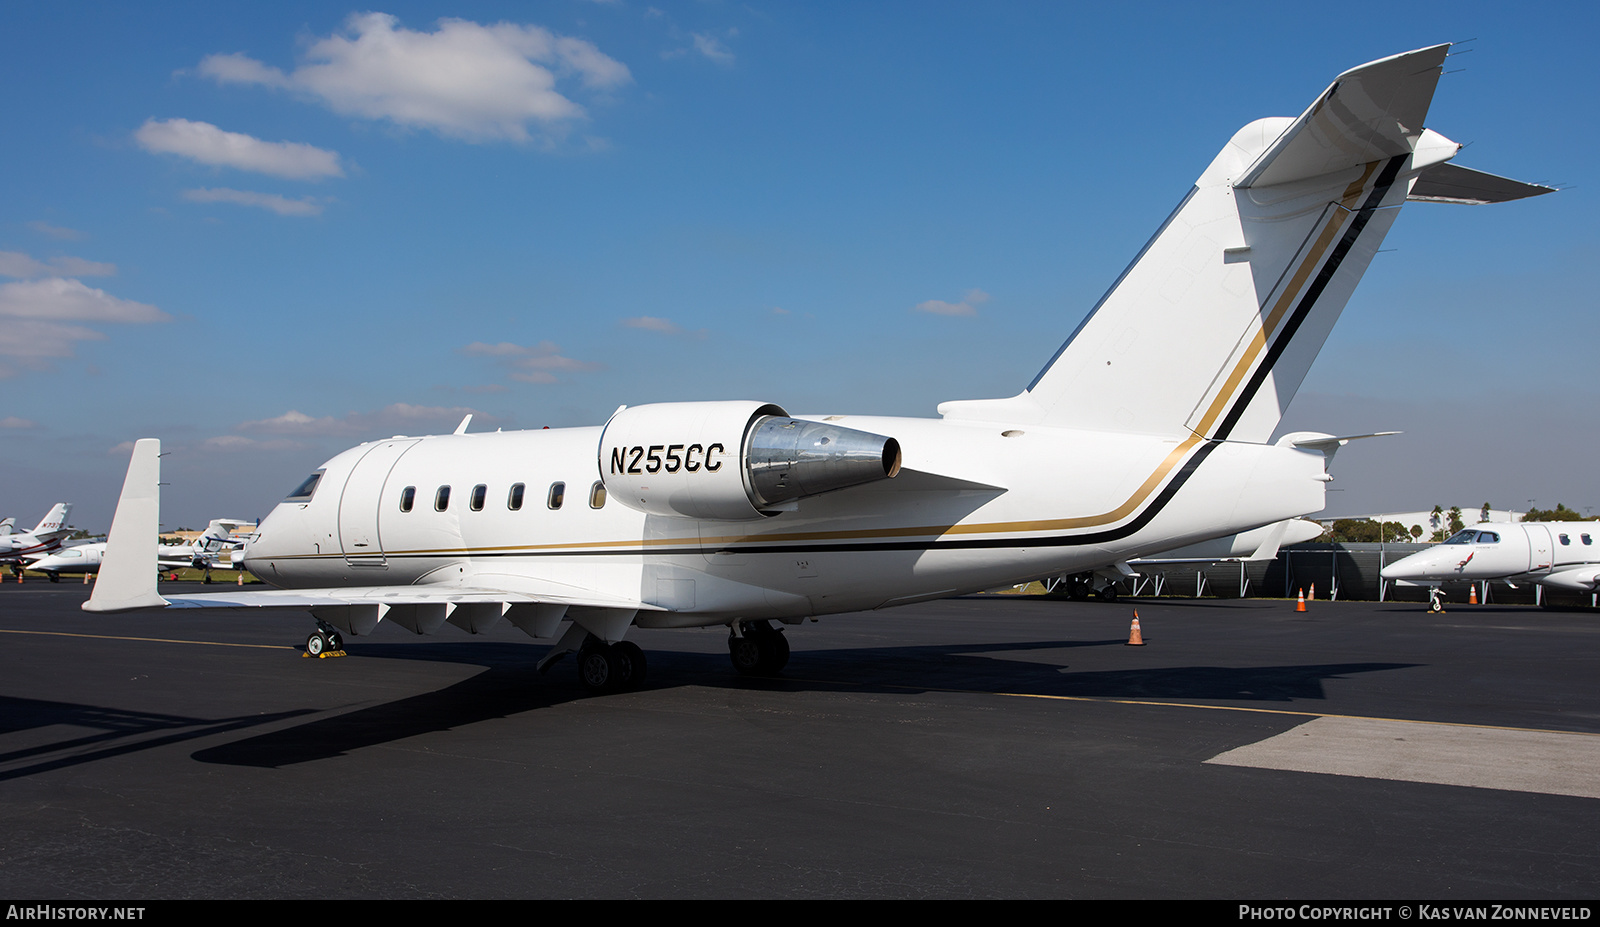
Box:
0;628;294;650
800;675;1600;739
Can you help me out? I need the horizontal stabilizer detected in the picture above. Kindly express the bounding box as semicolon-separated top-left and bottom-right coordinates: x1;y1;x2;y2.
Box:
1238;45;1448;189
1407;162;1556;204
1281;431;1401;454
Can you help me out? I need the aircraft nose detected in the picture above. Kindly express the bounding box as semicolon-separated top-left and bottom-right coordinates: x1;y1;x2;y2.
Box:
1381;551;1437;581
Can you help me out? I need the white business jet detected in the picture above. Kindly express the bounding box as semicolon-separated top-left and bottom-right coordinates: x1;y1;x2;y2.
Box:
1;503;73;574
86;45;1551;692
27;518;252;583
1380;522;1599;609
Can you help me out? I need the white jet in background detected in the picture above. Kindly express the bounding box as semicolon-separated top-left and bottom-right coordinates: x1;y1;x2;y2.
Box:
0;503;73;574
86;45;1552;692
27;518;253;583
1381;523;1599;608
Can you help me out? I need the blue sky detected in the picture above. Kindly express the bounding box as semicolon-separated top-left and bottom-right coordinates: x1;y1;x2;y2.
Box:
1;1;1592;530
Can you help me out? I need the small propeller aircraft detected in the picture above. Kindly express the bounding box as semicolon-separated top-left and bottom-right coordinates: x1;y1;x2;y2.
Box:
86;45;1552;692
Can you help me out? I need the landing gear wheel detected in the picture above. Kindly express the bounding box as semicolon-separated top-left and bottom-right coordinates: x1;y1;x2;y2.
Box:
612;640;647;689
577;644;630;694
47;572;60;583
729;622;789;677
1096;584;1121;603
324;630;344;652
1428;589;1445;614
306;631;327;656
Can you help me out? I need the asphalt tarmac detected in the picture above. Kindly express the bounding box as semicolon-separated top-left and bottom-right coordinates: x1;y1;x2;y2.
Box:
1;583;1596;899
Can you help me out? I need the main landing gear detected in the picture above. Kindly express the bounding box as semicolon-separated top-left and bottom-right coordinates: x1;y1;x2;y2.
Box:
728;620;790;677
304;621;345;657
575;637;648;695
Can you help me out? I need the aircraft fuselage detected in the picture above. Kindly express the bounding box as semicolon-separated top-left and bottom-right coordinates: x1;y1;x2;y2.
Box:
242;412;1329;627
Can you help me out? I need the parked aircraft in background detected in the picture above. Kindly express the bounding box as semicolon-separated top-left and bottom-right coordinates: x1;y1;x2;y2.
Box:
0;517;16;536
87;45;1551;692
1381;522;1599;608
1045;517;1326;600
1;503;72;574
27;518;252;583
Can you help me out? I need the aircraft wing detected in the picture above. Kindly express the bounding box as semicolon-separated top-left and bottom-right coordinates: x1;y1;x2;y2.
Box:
163;582;663;612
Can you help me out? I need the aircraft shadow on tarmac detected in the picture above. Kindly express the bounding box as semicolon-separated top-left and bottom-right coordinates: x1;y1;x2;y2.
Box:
0;694;314;782
188;638;1417;769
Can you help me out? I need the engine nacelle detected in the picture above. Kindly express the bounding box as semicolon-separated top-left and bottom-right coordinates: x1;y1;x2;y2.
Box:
598;401;901;520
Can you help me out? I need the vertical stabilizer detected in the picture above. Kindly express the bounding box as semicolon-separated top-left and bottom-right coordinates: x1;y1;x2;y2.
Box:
84;439;167;612
32;502;72;536
939;45;1543;442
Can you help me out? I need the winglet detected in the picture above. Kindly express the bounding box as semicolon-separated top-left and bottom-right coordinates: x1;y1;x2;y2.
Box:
84;438;168;613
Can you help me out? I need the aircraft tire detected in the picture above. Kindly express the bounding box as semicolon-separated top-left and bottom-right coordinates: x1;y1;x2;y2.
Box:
577;645;628;694
47;572;59;583
729;625;787;676
306;631;326;656
770;632;790;672
1097;585;1120;603
612;641;647;689
729;635;765;676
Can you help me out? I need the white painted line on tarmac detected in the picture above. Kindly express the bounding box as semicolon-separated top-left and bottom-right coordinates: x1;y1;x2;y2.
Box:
1206;715;1600;799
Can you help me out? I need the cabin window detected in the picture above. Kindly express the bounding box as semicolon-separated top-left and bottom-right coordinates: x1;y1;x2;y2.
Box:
548;482;565;510
435;485;451;512
285;470;325;502
508;483;525;511
589;481;607;509
1559;534;1570;546
399;486;416;513
1583;534;1593;546
471;484;487;512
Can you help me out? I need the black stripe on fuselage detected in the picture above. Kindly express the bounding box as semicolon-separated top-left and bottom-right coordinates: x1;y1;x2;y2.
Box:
1212;155;1408;441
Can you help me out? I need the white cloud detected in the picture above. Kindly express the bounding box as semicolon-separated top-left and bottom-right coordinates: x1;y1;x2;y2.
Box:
201;434;305;452
234;403;490;437
0;278;168;323
0;416;36;429
621;315;707;339
691;32;736;65
622;315;681;333
198;13;632;143
460;339;601;383
136;118;344;180
0;278;171;377
0;251;116;278
182;187;325;217
913;288;990;317
28;222;85;241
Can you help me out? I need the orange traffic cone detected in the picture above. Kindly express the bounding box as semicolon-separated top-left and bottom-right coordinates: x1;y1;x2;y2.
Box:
1469;585;1479;605
1296;588;1306;612
1309;583;1316;601
1126;611;1146;646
